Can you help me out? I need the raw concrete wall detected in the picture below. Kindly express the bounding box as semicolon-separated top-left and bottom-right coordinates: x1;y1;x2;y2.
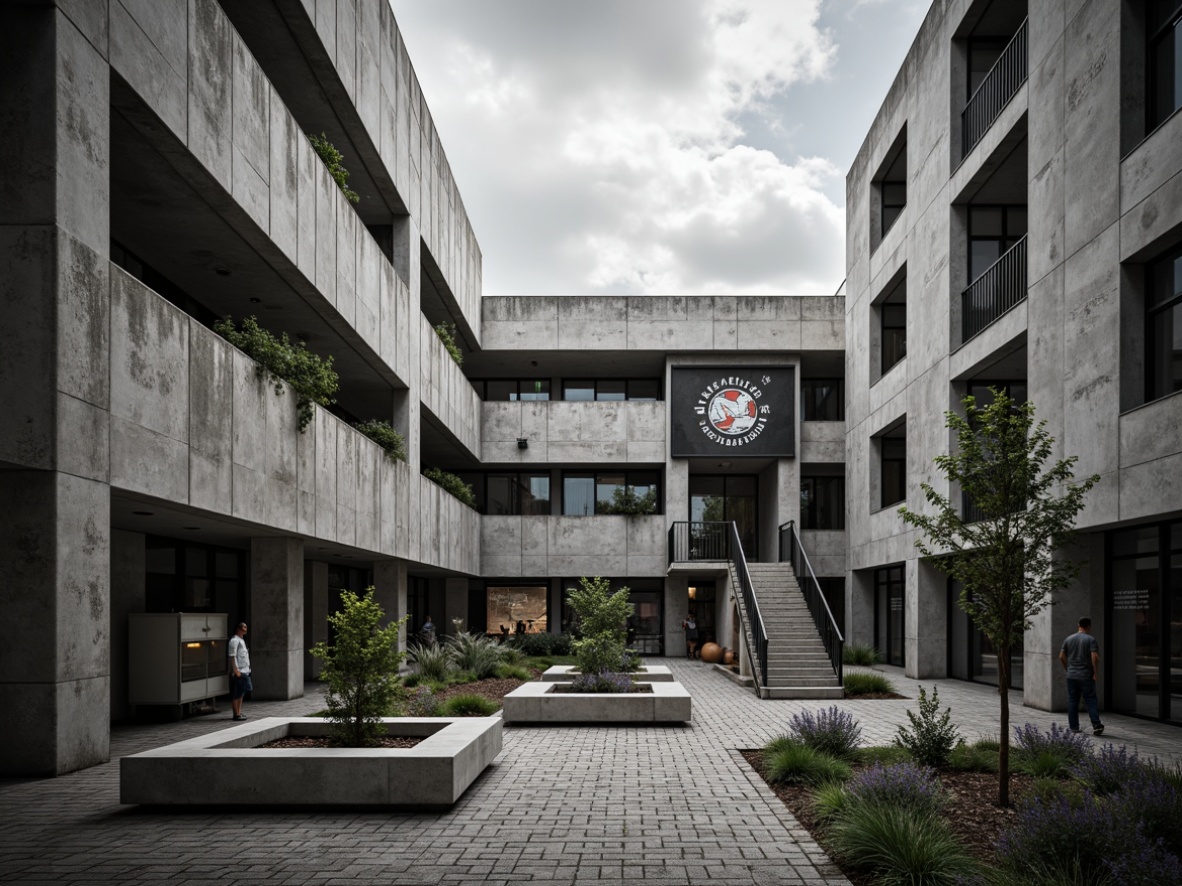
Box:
419;314;481;459
481;402;666;465
480;516;666;579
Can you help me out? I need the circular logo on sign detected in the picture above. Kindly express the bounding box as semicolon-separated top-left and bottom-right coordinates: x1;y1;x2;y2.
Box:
707;388;758;436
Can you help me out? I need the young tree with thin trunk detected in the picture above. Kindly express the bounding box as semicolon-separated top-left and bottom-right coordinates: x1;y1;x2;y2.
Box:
899;389;1099;806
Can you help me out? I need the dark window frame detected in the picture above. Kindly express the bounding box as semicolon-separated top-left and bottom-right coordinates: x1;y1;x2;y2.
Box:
1145;243;1182;403
560;379;664;402
560;470;662;516
1148;1;1182;131
968;204;1028;283
472;379;551;401
874;565;905;668
878;426;907;509
800;378;845;421
800;474;846;530
453;471;552;515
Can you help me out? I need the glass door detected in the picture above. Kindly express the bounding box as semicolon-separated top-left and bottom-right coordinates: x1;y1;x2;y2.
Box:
689;475;758;559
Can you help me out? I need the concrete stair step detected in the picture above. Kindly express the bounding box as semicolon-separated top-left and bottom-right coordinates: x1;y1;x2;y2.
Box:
762;686;845;699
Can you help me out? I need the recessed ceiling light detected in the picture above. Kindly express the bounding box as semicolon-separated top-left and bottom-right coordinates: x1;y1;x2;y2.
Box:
215;266;231;277
249;297;262;303
132;510;154;516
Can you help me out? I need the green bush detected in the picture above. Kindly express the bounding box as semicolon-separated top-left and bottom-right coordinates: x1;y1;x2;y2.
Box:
1015;749;1073;778
826;803;980;886
423;466;477;508
566;576;634;688
854;746;913;767
308;132;359;203
213;316;339;432
1024;777;1087;808
811;780;851;823
496;664;532;681
410;641;452;683
353;419;407;461
392;684;439;717
433;322;463;365
498;647;525;667
309;588;408;747
763;741;852;786
447;631;503;679
843;672;896;696
513;632;573;657
947;739;998;773
894;685;960;768
438;694;499;717
401;672;420;688
842;644;882;666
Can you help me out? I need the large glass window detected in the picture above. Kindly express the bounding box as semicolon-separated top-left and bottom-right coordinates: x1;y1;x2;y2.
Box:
476;379;550;401
801;475;845;530
145;536;246;620
487;585;548;638
561;379;663;401
561;471;660;516
968;205;1027;282
947;578;1023;690
875;566;905;667
1149;0;1182;130
453;472;551;515
689;475;757;558
801;378;845;421
1146;246;1182;402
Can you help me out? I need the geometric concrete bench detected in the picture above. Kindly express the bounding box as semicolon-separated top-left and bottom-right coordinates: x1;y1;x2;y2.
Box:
120;717;502;809
501;681;691;724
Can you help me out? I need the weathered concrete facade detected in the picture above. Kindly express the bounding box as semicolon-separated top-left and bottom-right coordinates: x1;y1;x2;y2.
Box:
846;0;1182;723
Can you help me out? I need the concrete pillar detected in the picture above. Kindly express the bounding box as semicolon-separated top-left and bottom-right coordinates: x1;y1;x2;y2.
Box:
109;530;146;722
303;560;328;679
1025;538;1096;713
444;577;468;635
391;216;423;563
907;558;948;679
0;7;112;776
848;569;876;650
373;558;409;650
250;537;304;699
666;575;689;657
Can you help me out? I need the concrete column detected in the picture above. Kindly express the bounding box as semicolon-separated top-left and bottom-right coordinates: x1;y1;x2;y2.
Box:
444;577;468;635
109;530;146;722
303;560;328;679
391;216;423;563
373;558;409;650
848;569;876;649
907;558;948;679
250;537;304;699
1025;538;1097;713
666;575;689;657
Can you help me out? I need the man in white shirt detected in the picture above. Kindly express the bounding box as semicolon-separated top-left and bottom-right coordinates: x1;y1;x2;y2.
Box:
228;622;252;721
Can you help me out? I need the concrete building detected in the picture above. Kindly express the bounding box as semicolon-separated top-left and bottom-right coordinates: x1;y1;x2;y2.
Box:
0;0;847;777
845;0;1182;725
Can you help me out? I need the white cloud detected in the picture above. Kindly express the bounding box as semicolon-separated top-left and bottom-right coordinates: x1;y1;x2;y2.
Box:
391;0;850;295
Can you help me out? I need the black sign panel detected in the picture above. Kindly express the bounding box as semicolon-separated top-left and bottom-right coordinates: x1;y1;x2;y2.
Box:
670;367;795;458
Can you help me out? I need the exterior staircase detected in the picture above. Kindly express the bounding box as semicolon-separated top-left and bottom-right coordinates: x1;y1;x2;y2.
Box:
730;562;843;699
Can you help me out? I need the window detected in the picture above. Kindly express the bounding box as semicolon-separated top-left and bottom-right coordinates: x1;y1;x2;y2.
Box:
967;36;1009;98
877;424;906;509
452;472;551;515
561;379;663;401
801;475;845;530
800;378;845;421
873;271;907;381
688;475;757;558
871;129;907;249
562;471;661;515
475;379;550;401
882;303;906;375
874;565;905;668
968;205;1027;282
1147;245;1182;401
1149;0;1182;130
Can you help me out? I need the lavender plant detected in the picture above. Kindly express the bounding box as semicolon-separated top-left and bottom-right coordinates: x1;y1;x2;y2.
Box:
1070;743;1144;796
846;762;945;816
568;671;633;693
1012;722;1092;763
786;706;863;760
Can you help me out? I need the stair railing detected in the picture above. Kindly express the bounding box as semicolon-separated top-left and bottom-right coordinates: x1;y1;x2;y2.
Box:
779;521;844;683
728;521;768;691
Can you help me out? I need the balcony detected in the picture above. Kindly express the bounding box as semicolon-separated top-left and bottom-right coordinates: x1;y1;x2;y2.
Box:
962;234;1027;342
962;18;1028;158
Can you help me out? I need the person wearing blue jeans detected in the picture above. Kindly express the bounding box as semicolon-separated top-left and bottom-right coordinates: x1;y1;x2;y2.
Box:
1059;616;1104;735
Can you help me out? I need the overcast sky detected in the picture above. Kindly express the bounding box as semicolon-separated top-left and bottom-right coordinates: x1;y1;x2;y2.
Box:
388;0;931;296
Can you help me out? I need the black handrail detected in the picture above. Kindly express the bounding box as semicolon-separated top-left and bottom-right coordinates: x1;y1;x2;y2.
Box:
961;234;1027;342
668;521;768;689
962;18;1028;157
779;521;843;683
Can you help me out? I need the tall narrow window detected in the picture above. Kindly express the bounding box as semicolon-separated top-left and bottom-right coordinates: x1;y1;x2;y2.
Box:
873;271;907;381
1147;245;1182;401
879;425;907;509
800;379;845;421
871;129;907;250
801;475;845;530
1149;0;1182;130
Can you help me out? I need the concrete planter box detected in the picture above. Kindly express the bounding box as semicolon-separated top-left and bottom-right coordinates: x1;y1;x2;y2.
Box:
502;681;691;724
539;665;674;682
120;717;501;808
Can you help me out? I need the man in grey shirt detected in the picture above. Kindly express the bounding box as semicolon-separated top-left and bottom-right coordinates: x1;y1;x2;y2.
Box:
1059;617;1103;735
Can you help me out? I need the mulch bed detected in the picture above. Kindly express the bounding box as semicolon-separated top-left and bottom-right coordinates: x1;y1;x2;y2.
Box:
549;684;653;694
259;735;423;749
430;676;528;706
741;750;1034;883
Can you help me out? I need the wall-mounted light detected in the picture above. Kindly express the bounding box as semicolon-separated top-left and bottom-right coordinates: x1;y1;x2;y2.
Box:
517;438;529;450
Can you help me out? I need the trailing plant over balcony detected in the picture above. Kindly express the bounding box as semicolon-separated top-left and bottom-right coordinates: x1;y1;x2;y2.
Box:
423;466;476;509
353;419;407;462
213;316;338;432
308;132;360;204
433;322;463;365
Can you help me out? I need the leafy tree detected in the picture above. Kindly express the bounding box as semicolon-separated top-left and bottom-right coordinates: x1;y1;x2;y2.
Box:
596;485;658;516
566;576;634;689
899;389;1099;805
310;588;408;747
308;132;360;203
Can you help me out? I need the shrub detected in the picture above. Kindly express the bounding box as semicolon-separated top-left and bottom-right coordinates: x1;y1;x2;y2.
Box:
566;576;634;690
1017;750;1075;778
310;589;408;747
854;745;912;767
846;762;945;816
410;641;452;683
496;664;532;681
1108;771;1182;857
308;132;359;203
811;780;850;823
447;631;503;680
894;686;959;768
786;706;862;760
433;322;463;365
394;685;438;717
763;741;852;786
498;647;526;667
1024;776;1088;809
946;739;997;773
513;632;573;657
213;316;339;432
842;644;882;666
825;803;981;885
353;419;407;461
843;672;896;696
1070;743;1143;797
1012;722;1092;770
423;466;477;508
568;671;633;693
438;694;499;717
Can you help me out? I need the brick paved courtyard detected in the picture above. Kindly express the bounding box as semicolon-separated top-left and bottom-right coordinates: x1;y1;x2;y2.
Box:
1;660;1178;885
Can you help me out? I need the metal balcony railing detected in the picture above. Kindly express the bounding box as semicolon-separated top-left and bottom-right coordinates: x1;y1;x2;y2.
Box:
779;521;843;683
962;18;1028;157
962;234;1028;342
961;491;988;524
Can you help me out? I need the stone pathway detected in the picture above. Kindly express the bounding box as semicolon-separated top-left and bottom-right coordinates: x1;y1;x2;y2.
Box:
1;661;1178;885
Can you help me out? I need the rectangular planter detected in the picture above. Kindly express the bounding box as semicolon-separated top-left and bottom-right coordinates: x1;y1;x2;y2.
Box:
539;665;674;682
502;681;691;724
120;717;501;808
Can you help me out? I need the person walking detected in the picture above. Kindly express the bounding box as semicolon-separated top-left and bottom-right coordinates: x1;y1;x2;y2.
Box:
1059;616;1104;735
228;622;252;721
683;615;699;659
421;615;437;646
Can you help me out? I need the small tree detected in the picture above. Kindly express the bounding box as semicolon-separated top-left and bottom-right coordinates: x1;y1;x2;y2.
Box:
566;576;634;690
899;389;1099;805
311;588;408;747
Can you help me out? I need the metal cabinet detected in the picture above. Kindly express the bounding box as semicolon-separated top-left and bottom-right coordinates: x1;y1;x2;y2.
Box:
129;613;230;706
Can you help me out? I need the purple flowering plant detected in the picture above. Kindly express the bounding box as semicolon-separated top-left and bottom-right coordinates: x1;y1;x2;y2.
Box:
846;762;945;815
1012;722;1092;763
569;671;633;694
787;706;862;759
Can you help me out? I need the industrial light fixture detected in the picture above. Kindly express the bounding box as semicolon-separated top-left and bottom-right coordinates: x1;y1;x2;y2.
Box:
249;297;261;303
132;510;154;516
517;438;529;450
